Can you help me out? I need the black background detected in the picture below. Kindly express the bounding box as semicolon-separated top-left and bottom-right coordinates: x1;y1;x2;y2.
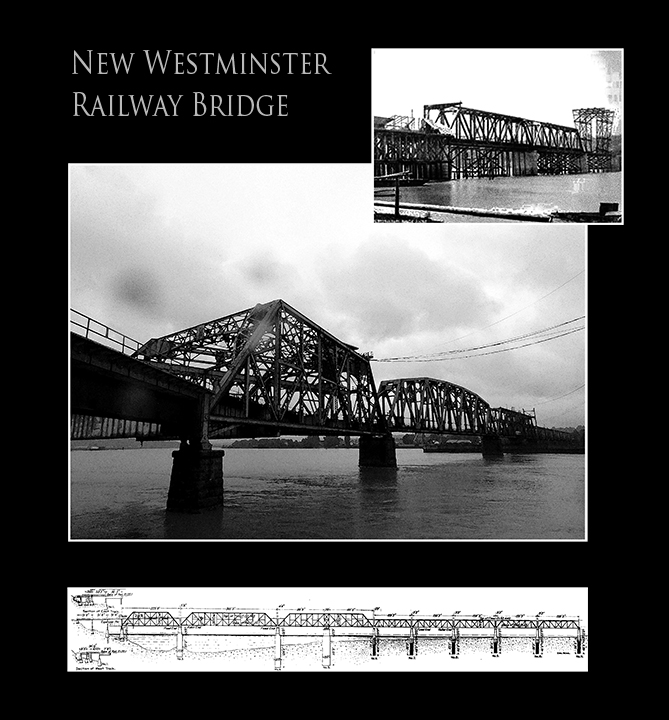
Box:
70;48;372;163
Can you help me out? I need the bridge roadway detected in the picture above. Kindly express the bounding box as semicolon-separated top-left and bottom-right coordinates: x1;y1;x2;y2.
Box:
70;303;581;510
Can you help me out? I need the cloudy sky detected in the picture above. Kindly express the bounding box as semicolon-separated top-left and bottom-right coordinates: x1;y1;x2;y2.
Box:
69;164;586;428
372;48;621;127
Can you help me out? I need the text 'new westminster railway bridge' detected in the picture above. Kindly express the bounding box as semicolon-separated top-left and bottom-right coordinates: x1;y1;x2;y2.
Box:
70;300;581;511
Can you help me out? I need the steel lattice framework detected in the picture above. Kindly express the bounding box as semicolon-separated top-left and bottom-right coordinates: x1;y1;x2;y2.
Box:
133;300;386;440
377;377;575;442
423;103;582;151
572;107;615;172
71;306;578;445
378;377;491;435
182;612;275;628
119;609;582;632
374;102;592;180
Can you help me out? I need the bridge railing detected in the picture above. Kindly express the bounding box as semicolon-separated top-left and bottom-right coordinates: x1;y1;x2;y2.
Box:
70;309;142;356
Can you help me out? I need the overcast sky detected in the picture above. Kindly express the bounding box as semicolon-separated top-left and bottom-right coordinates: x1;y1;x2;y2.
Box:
69;164;586;428
372;48;621;127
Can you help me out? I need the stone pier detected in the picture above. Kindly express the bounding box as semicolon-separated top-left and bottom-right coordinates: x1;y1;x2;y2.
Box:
481;434;504;458
274;628;282;671
358;434;397;467
322;628;332;668
166;446;225;512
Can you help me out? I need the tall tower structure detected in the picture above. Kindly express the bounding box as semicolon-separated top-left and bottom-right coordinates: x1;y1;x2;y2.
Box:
572;108;615;172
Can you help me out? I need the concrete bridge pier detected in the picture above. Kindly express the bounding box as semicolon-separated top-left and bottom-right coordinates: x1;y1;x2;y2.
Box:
370;627;380;659
176;626;184;660
534;627;543;658
407;628;417;658
167;443;225;512
274;628;282;671
450;627;460;658
481;434;504;458
322;627;332;668
359;434;397;467
491;626;501;657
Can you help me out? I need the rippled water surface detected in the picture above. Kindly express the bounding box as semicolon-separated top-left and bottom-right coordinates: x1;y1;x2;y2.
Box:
70;447;585;540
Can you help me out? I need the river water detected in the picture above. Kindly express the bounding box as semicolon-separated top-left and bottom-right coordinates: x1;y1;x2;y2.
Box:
69;446;585;540
378;171;621;217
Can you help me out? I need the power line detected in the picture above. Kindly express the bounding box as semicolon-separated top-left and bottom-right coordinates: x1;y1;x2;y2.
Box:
376;327;584;362
423;269;585;352
535;384;585;405
374;317;585;362
431;317;584;356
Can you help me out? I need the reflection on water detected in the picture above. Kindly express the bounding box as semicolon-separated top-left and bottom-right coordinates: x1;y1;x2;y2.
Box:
70;447;585;540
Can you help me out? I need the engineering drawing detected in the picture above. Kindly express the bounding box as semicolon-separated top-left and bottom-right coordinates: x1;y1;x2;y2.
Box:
68;588;587;672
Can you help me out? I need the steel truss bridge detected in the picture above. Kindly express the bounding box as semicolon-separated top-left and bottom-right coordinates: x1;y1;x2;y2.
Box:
70;301;577;449
378;377;571;443
120;609;583;633
375;102;615;180
86;608;586;665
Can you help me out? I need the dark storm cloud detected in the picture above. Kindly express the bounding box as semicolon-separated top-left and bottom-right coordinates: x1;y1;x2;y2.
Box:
70;166;236;335
111;267;163;312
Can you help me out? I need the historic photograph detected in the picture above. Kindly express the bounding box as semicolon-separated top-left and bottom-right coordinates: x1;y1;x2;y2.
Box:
373;48;622;223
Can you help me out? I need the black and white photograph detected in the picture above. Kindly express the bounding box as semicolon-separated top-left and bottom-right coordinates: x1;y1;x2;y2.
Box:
373;48;622;223
69;163;586;541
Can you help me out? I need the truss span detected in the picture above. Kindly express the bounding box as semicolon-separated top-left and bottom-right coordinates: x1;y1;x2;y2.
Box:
375;102;597;179
118;610;582;632
423;103;582;152
71;306;577;446
378;377;492;435
133;299;387;438
378;377;575;443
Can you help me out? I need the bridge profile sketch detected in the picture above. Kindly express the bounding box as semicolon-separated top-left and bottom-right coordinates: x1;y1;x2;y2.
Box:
69;589;587;671
70;300;582;511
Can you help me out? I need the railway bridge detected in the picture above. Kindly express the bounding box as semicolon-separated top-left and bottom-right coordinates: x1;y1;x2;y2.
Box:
374;102;615;180
79;606;586;667
70;301;580;510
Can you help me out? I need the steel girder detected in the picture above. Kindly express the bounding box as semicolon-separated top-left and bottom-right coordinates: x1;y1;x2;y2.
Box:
490;406;537;437
377;378;569;441
423;103;582;152
280;612;373;628
572;107;614;154
133;300;386;438
119;610;581;632
572;107;615;172
375;103;587;178
122;611;179;628
182;612;274;628
492;407;576;443
378;377;491;435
